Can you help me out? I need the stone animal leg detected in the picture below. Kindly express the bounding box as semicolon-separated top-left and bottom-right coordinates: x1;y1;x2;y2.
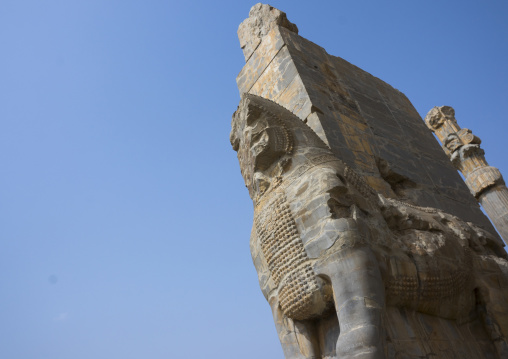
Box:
315;246;386;359
269;296;320;358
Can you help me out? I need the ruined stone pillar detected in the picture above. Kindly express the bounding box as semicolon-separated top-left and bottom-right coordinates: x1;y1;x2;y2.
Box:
425;106;508;243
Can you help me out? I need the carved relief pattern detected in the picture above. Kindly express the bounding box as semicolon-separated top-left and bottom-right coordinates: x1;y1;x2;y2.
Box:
254;189;319;320
419;265;471;300
386;249;472;302
344;165;376;200
386;276;418;301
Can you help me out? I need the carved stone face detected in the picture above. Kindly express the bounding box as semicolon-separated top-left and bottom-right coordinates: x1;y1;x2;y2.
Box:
231;99;292;200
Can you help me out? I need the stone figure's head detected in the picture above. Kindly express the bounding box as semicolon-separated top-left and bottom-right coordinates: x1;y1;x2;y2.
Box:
230;95;292;199
230;93;328;201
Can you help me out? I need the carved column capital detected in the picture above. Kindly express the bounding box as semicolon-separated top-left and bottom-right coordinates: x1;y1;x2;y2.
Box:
425;106;456;131
425;106;508;242
443;128;481;154
425;106;460;150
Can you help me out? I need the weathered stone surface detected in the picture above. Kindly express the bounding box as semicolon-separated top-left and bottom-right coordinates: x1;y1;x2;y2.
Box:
235;3;496;235
232;4;508;358
231;94;508;358
425;106;508;243
238;3;298;62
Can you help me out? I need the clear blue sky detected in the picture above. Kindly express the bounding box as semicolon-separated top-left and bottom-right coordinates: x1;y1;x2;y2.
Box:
1;1;507;358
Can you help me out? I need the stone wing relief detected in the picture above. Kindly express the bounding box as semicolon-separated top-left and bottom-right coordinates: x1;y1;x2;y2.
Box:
231;93;508;359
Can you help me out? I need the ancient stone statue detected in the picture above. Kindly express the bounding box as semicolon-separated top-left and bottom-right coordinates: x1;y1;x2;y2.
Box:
231;93;508;358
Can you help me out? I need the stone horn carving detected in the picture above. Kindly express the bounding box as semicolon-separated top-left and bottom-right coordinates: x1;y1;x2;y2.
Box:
425;106;508;243
231;94;508;359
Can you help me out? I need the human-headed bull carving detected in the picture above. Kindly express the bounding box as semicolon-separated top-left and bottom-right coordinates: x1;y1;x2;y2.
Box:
231;94;508;359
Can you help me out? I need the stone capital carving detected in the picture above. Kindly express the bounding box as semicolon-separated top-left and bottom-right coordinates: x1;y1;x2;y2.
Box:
425;105;508;243
424;105;457;131
424;106;505;199
443;129;481;154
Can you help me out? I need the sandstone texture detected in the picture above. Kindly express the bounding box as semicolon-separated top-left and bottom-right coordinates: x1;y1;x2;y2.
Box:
231;4;508;358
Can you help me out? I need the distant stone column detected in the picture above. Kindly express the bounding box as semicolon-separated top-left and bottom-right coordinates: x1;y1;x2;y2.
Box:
425;106;508;243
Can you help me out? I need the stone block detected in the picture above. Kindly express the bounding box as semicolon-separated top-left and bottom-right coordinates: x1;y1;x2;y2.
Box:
236;27;285;94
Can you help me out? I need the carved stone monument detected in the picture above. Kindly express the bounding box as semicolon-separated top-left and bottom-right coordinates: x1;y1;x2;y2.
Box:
231;4;508;358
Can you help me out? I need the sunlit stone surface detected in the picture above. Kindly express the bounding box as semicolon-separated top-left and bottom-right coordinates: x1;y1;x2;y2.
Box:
231;4;508;358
